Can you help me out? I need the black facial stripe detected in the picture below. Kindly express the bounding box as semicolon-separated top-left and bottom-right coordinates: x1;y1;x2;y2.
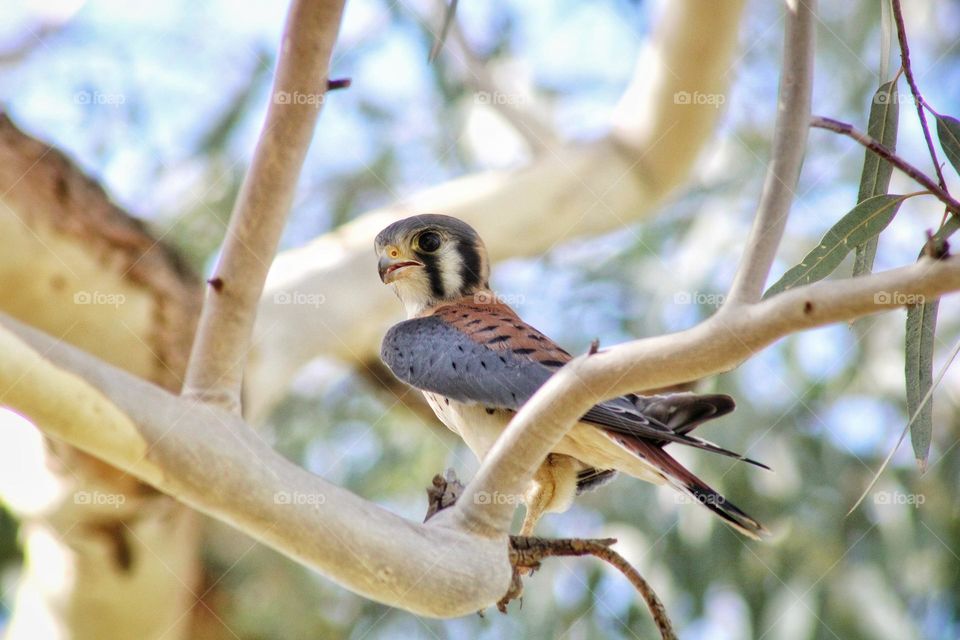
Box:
417;250;445;298
458;241;483;292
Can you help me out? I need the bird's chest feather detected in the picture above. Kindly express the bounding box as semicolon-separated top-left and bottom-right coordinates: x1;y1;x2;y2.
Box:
423;392;510;460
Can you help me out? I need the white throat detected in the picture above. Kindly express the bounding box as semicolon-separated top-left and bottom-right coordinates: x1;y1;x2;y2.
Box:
391;279;436;318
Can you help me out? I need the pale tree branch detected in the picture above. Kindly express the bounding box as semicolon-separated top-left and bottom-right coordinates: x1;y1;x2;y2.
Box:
434;0;559;153
182;0;346;411
456;0;806;533
726;0;815;305
456;255;960;533
0;114;205;640
0;314;512;618
611;0;746;191
4;256;960;614
247;0;748;421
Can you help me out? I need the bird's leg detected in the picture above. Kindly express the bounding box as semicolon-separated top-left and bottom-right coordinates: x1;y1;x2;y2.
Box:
520;463;556;536
520;454;580;536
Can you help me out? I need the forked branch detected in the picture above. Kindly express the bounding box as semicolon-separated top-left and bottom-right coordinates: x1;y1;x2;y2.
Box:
811;116;960;215
182;0;346;411
504;536;677;640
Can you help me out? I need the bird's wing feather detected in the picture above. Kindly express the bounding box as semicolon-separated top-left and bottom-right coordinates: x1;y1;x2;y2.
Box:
381;313;551;408
382;300;766;468
583;397;769;469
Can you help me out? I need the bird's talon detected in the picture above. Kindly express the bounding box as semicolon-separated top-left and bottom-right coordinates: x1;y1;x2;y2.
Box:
496;570;523;613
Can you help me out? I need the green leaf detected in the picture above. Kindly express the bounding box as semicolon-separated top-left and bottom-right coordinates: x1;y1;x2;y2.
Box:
935;114;960;176
905;300;939;471
933;213;960;245
764;194;908;298
853;80;900;276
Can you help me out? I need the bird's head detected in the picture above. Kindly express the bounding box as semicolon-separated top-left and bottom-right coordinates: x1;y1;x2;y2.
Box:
375;214;490;317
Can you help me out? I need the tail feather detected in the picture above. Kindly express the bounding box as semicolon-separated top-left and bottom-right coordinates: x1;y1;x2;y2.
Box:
673;434;771;470
617;436;769;540
594;393;770;470
628;392;736;435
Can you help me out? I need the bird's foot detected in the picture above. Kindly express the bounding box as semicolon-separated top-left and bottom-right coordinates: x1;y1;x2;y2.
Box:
496;536;618;613
423;468;464;522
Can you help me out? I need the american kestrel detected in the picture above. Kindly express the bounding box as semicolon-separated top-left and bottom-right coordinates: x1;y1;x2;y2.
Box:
375;214;767;538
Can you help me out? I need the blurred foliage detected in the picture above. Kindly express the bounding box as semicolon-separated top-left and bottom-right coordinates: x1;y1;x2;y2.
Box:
2;0;960;638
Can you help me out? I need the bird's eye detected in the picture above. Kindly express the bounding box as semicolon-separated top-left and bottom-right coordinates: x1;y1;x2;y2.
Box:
415;231;442;253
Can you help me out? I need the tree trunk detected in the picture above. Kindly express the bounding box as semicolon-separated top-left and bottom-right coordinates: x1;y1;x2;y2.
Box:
0;115;207;640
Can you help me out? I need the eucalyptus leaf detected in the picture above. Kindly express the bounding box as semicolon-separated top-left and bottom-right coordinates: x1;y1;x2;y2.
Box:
853;80;900;276
905;300;939;470
765;194;908;298
935;114;960;176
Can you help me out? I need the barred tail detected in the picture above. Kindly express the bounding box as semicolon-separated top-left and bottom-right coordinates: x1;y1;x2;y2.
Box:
618;436;768;539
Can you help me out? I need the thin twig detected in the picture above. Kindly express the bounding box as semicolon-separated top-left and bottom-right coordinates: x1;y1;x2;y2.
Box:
726;0;816;305
811;116;960;215
429;0;557;152
891;0;948;191
181;0;347;411
428;0;458;63
505;536;676;640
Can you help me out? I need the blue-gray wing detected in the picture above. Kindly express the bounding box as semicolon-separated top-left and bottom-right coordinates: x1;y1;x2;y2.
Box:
380;315;553;408
381;313;767;469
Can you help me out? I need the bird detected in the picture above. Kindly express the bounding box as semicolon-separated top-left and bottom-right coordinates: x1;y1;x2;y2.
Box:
374;214;768;538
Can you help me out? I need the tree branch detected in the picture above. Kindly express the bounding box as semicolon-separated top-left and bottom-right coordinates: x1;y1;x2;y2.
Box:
505;536;676;639
452;256;960;534
0;314;512;618
435;0;559;153
456;0;818;535
891;0;948;192
182;0;346;411
726;0;815;305
811;116;960;214
5;257;960;613
247;0;749;421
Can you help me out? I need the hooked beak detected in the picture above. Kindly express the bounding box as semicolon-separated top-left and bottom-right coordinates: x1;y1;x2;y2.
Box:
378;255;423;283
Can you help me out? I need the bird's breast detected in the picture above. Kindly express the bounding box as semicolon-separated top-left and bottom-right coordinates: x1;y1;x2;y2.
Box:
423;392;510;460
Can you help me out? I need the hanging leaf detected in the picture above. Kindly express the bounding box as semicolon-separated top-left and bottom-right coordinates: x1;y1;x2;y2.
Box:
853;80;900;276
935;114;960;176
905;300;939;471
848;333;960;515
764;194;908;298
